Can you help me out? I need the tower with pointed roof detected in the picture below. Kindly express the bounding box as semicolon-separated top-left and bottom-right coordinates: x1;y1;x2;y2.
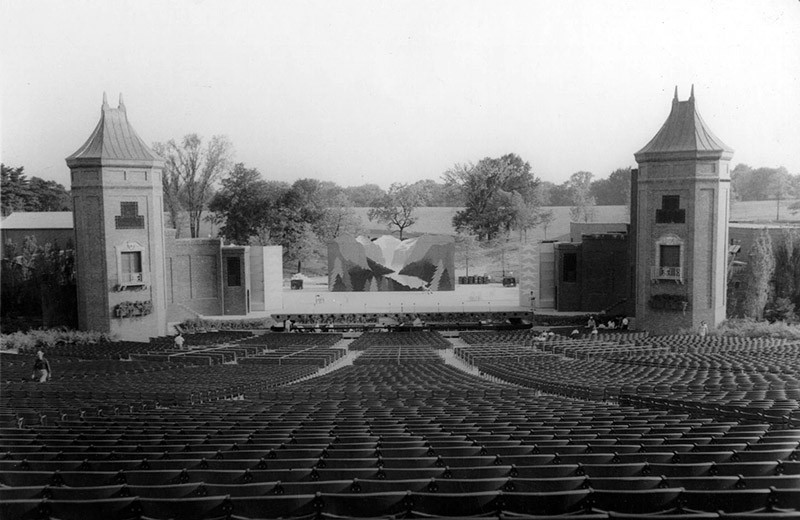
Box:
633;87;733;334
66;94;167;340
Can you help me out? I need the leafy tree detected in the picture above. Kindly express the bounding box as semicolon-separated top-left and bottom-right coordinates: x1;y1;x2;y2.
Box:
730;163;752;201
454;232;477;277
732;164;795;203
409;179;464;207
590;167;631;206
27;177;71;211
208;163;271;244
568;171;596;223
538;210;555;239
1;164;70;215
1;236;77;327
741;229;775;319
342;184;386;206
769;167;793;221
444;154;539;241
769;229;800;314
367;183;421;240
152;142;185;235
155;134;232;238
765;297;796;322
316;192;363;242
510;191;546;242
1;164;34;216
538;180;572;206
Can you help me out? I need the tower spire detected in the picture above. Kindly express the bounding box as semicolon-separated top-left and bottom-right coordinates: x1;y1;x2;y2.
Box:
102;92;109;108
118;93;126;112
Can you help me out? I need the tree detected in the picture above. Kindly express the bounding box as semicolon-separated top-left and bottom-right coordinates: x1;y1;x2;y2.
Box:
251;180;294;246
409;179;464;207
152;142;184;235
769;167;792;221
454;232;477;277
511;191;545;242
731;165;795;204
343;184;386;206
156;134;232;238
367;183;421;240
741;229;775;319
1;164;34;216
567;171;596;223
316;192;363;242
590;167;631;206
208;163;270;245
1;164;70;215
539;210;555;239
730;163;752;201
539;180;572;206
27;177;71;211
444;154;539;241
1;236;77;327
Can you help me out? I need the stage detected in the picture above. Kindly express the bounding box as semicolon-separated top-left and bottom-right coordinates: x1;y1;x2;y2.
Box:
271;281;527;315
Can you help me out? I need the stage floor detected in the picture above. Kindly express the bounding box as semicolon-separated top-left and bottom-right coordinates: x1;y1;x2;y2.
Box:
271;282;527;314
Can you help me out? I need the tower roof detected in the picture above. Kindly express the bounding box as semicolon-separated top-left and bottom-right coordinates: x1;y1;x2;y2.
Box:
634;86;733;162
66;93;163;166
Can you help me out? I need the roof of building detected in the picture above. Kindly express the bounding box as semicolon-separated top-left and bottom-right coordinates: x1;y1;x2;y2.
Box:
1;212;73;230
635;86;733;161
66;93;162;165
729;222;800;229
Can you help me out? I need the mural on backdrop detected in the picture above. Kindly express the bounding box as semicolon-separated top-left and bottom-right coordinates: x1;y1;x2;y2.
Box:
328;235;455;292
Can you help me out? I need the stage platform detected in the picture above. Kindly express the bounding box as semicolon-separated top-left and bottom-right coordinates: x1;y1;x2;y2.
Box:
272;282;528;315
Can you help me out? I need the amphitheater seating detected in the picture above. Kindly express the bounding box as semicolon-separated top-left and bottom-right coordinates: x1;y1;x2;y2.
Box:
348;330;450;350
1;330;799;518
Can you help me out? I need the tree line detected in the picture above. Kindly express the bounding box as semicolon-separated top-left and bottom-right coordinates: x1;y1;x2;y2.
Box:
1;164;71;216
731;228;800;323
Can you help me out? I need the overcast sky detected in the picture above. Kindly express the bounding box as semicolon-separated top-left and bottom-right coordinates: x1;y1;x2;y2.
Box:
2;0;799;190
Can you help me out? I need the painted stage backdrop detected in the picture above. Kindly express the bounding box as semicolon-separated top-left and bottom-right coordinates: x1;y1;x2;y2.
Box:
328;235;455;292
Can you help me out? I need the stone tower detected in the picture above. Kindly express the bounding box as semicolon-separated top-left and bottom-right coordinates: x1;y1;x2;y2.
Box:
66;94;167;340
633;87;733;334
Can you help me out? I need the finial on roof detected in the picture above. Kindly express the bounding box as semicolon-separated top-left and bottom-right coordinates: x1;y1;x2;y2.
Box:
118;93;126;112
102;92;109;108
673;86;678;101
690;84;695;101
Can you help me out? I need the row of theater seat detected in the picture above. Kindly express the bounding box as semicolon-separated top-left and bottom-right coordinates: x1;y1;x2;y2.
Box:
3;486;800;519
1;331;799;518
349;331;451;350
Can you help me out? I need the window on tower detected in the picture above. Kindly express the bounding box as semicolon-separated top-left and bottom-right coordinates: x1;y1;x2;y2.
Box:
656;195;685;224
115;201;145;229
120;251;143;284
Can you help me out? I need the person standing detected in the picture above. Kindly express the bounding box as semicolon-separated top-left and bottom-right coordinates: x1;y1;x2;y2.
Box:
699;321;708;338
31;351;51;382
174;333;185;350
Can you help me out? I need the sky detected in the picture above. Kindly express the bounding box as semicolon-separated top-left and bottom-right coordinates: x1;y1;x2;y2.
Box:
2;0;799;190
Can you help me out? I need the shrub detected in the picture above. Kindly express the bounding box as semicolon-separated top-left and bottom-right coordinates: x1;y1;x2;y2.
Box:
714;318;800;340
179;318;274;333
0;328;115;352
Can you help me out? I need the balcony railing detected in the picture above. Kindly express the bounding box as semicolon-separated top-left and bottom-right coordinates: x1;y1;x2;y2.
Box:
651;266;682;283
117;272;145;291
